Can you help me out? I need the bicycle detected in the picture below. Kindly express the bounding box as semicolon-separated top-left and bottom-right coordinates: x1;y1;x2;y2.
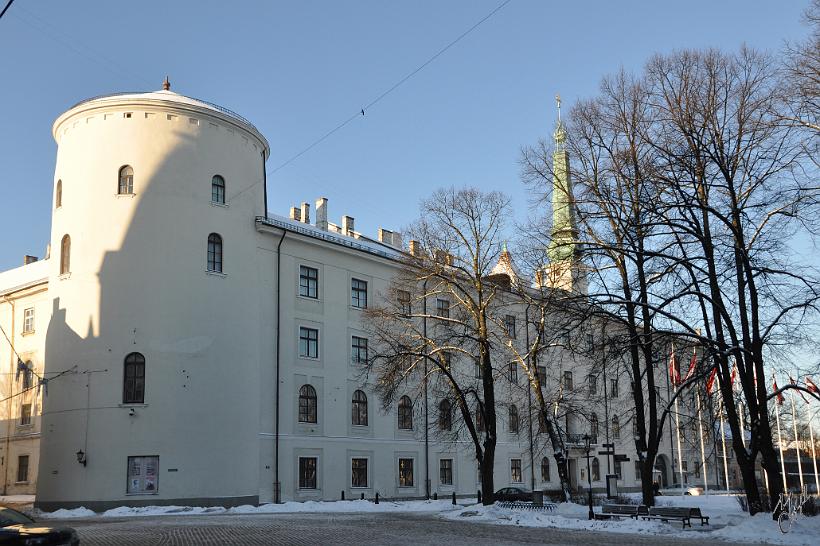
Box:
773;487;811;533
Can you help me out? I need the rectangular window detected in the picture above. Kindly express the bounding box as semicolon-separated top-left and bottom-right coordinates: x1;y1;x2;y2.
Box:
510;459;523;483
19;403;31;426
21;364;33;390
352;336;368;364
610;379;619;398
299;457;317;489
439;459;453;486
22;307;34;334
586;333;594;350
127;455;159;494
351;458;368;488
474;356;483;379
504;315;516;338
563;371;573;391
397;290;411;315
614;460;622;480
634;460;642;481
435;298;450;318
537;366;547;385
299;266;318;299
16;455;29;483
398;458;414;487
299;327;319;358
351;278;368;308
588;374;597;396
508;362;518;383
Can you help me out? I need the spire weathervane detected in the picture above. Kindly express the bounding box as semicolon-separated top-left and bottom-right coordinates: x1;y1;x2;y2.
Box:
162;76;171;91
556;93;561;122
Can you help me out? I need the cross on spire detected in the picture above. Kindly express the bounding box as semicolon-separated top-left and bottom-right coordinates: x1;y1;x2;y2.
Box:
556;93;561;122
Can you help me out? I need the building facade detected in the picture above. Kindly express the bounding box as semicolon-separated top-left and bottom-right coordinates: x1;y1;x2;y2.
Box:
0;84;741;510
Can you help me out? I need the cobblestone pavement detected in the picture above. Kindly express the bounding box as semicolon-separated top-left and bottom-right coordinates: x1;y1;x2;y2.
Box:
66;511;751;545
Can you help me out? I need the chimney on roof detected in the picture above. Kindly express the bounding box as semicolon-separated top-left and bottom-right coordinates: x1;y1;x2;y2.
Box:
409;240;421;256
289;206;301;222
316;198;328;230
378;228;393;245
392;231;403;249
23;255;38;265
342;215;355;236
301;202;310;224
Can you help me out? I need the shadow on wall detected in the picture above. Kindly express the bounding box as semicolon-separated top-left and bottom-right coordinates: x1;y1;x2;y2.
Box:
39;116;267;507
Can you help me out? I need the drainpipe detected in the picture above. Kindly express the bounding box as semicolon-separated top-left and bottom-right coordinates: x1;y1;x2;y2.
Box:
2;296;14;495
274;230;286;503
525;304;535;492
422;280;430;499
261;151;268;219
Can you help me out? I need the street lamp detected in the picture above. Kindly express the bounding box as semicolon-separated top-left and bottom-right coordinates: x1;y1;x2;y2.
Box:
76;449;87;467
583;434;594;520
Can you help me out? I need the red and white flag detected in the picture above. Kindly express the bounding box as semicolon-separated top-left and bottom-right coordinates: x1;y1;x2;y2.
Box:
706;367;717;394
790;375;810;404
772;377;785;406
806;377;819;394
682;349;697;382
669;345;680;387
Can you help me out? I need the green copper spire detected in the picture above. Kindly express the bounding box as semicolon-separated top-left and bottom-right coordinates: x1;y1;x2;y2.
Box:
547;93;578;264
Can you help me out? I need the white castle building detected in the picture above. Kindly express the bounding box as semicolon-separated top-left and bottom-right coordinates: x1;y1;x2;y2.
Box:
0;83;731;510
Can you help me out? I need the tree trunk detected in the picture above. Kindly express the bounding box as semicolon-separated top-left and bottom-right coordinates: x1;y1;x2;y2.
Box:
481;438;496;505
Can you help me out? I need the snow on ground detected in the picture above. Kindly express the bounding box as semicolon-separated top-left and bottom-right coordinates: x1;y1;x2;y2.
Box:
34;495;820;545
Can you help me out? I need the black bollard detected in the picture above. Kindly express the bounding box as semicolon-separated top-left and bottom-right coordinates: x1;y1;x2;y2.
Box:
477;490;482;504
361;493;365;500
433;492;438;500
341;490;345;501
452;491;457;505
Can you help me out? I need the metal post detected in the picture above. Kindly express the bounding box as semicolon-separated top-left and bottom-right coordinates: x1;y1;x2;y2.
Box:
585;437;594;520
790;395;805;490
775;401;787;491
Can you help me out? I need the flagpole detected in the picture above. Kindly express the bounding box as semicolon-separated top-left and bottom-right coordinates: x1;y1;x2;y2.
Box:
810;419;819;495
790;394;804;490
775;398;787;491
697;390;709;494
719;398;730;491
674;395;685;495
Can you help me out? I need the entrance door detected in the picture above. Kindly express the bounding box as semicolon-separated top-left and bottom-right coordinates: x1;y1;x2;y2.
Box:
568;459;578;490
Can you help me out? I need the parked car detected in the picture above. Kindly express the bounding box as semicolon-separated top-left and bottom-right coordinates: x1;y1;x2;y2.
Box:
0;506;80;545
659;485;704;496
494;487;532;502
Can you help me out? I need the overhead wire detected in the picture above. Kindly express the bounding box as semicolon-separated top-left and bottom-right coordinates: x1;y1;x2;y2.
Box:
0;0;15;21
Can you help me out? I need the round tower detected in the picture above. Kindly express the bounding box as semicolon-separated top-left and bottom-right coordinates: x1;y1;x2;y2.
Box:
37;82;269;510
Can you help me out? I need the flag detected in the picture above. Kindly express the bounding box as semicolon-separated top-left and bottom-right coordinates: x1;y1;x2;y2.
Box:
669;345;680;386
806;377;818;394
790;375;810;404
706;367;717;394
682;349;697;382
773;377;785;406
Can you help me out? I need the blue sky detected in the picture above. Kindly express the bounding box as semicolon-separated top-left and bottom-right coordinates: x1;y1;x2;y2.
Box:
0;0;812;272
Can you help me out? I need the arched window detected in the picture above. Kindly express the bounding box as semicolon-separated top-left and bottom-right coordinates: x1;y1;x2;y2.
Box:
398;395;413;430
352;389;368;426
612;416;620;439
118;165;134;195
211;175;225;204
475;403;484;433
55;180;62;208
207;233;223;272
298;384;317;423
59;235;71;275
541;457;550;482
438;399;452;431
509;404;519;433
123;352;145;404
592;457;601;481
590;413;599;442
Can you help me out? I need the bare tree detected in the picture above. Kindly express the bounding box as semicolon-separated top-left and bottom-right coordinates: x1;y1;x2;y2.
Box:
783;0;820;137
364;187;511;505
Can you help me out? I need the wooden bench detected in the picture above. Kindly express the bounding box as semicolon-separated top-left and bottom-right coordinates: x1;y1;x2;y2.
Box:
642;506;710;528
595;504;648;520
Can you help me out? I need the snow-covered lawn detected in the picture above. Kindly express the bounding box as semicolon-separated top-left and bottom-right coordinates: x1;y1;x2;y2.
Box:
34;495;819;545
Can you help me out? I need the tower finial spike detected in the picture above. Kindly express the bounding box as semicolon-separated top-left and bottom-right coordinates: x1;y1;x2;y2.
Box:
555;93;561;122
162;75;171;91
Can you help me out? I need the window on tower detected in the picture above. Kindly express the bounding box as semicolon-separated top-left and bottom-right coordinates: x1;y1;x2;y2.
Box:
207;233;223;272
211;175;225;204
59;235;71;275
55;179;62;208
123;352;146;404
118;165;134;195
